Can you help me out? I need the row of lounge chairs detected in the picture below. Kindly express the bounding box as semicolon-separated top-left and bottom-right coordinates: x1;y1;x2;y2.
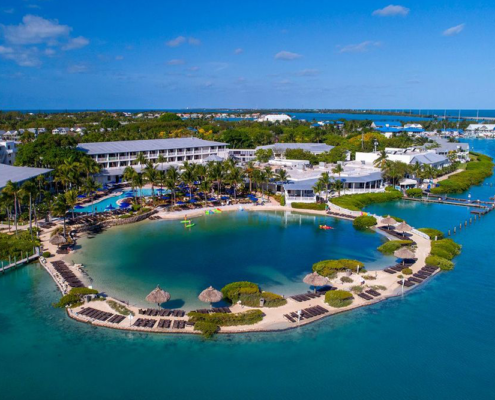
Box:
384;261;416;274
284;305;329;323
148;215;162;220
290;287;335;302
108;314;126;324
193;307;231;314
397;265;440;288
138;308;186;317
378;226;413;240
133;318;156;328
358;289;382;301
51;260;85;288
79;307;113;322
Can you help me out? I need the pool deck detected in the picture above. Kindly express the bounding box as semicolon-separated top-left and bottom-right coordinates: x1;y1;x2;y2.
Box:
37;198;433;336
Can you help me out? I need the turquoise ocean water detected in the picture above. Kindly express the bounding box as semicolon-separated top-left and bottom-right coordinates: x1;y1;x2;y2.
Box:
1;138;495;400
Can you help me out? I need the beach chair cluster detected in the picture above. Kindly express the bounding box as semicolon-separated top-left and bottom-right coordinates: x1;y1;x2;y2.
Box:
397;265;440;287
108;314;126;324
51;260;85;288
358;289;381;301
79;307;113;322
138;308;186;317
378;226;415;241
284;306;329;323
133;318;156;328
327;211;357;220
193;307;231;314
383;261;416;274
290;287;334;302
149;215;162;220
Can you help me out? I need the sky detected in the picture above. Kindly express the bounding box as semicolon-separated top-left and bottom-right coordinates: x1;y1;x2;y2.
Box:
0;0;494;110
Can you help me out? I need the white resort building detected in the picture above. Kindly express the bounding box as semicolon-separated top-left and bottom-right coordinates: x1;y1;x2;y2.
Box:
76;138;228;184
257;114;292;123
0;141;18;165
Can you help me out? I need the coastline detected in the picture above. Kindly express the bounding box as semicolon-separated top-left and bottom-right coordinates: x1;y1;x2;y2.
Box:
37;199;433;336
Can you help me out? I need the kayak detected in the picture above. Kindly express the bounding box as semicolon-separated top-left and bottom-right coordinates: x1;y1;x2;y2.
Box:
185;223;195;228
180;220;191;224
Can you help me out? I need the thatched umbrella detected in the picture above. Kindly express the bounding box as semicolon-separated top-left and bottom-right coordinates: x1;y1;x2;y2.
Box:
198;286;223;308
145;285;170;308
49;234;66;247
394;247;416;265
381;215;397;230
396;221;413;237
303;272;329;292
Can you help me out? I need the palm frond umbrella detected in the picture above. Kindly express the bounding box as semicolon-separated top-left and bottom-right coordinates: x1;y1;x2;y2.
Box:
303;272;329;293
394;247;416;265
381;215;397;230
396;221;413;237
49;234;67;247
145;285;171;308
198;286;223;308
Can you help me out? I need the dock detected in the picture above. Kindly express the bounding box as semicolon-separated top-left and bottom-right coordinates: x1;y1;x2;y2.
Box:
1;248;40;274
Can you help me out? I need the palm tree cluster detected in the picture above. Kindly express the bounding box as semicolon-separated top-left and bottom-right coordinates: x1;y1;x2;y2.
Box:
379;159;458;186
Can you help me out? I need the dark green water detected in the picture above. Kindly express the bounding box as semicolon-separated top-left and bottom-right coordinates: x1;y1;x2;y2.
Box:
1;139;495;400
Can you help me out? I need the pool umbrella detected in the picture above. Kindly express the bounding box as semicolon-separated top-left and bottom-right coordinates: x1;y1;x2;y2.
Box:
105;204;116;211
220;196;229;200
176;201;185;205
198;286;223;308
119;202;131;209
303;272;329;293
381;216;397;229
396;221;413;237
50;234;66;247
77;194;86;199
394;248;416;265
189;199;198;203
208;198;217;202
74;205;84;210
146;285;171;308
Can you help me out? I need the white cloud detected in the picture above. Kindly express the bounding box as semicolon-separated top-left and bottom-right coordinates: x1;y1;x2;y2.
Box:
372;5;409;17
443;23;465;36
0;45;40;67
188;37;201;45
339;41;381;53
3;15;71;45
234;48;243;54
44;48;55;56
167;59;185;65
188;66;199;71
297;68;319;76
67;64;88;74
115;55;124;60
166;36;186;47
3;8;15;14
274;50;302;60
62;35;89;50
166;36;200;47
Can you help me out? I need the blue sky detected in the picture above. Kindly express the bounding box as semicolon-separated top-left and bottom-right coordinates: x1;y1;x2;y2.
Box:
0;0;494;109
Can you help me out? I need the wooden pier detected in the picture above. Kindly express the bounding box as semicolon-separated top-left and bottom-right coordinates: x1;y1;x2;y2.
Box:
1;248;40;274
403;197;492;209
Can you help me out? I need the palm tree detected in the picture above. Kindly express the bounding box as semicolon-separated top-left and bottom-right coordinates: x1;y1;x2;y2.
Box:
135;152;147;167
65;189;78;220
132;173;144;204
208;162;224;196
80;157;101;180
156;154;166;166
0;192;13;231
20;180;37;237
275;169;290;183
51;194;69;238
198;179;212;208
332;163;344;177
181;161;197;200
263;166;274;200
82;178;101;213
165;167;180;206
3;180;20;235
227;166;245;202
244;161;256;193
144;161;158;203
252;169;264;200
318;172;331;201
333;179;344;197
373;150;387;168
312;181;325;201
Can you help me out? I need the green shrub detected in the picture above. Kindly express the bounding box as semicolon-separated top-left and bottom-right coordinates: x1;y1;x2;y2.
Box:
402;267;413;275
369;285;387;291
238;291;287;308
389;215;404;222
331;191;403;211
426;255;454;271
291;202;326;211
430;153;494;194
221;282;259;302
188;309;264;327
313;259;364;277
107;300;134;316
69;287;98;295
377;240;413;255
406;188;423;198
430;239;461;260
325;290;354;308
340;276;353;283
279;196;286;206
350;286;363;293
353;215;377;230
42;251;51;258
418;228;444;240
194;321;219;338
362;275;376;280
53;287;98;309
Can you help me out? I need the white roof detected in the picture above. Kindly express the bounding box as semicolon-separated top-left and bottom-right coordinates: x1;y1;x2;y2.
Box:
0;164;52;189
77;138;227;156
466;124;495;131
258;114;292;122
256;143;334;153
